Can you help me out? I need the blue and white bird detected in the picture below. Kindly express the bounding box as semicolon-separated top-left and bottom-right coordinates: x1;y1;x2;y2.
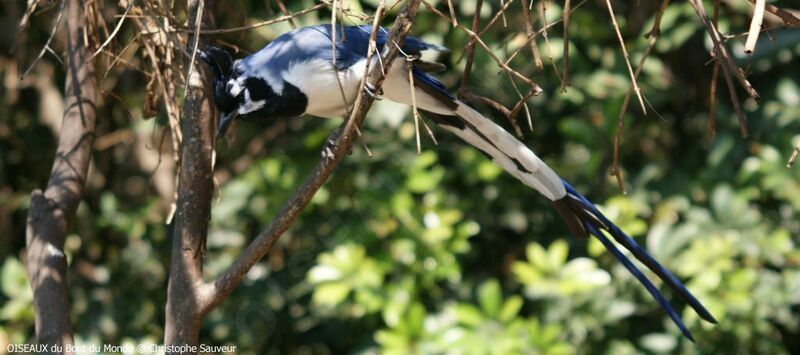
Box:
201;24;716;340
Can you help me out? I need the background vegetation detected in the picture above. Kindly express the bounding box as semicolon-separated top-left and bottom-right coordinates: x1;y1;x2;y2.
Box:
2;0;800;353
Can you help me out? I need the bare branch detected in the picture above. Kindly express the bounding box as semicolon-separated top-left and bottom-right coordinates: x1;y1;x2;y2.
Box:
89;0;133;60
446;0;457;27
519;0;543;71
748;0;800;28
536;1;564;86
163;0;215;349
21;0;66;79
25;0;97;348
745;0;766;53
193;3;326;34
609;0;670;193
457;0;482;89
605;0;646;114
788;141;800;167
688;0;760;102
561;0;572;91
274;0;297;29
708;0;720;140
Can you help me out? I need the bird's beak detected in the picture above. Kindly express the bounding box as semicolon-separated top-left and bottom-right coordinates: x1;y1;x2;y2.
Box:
218;111;237;138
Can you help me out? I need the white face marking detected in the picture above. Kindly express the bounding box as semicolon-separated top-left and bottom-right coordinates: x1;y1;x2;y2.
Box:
227;79;243;97
238;88;266;115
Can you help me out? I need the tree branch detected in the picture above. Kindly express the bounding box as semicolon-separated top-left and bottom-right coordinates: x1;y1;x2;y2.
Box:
163;0;216;350
25;0;97;349
748;0;800;28
201;0;423;312
688;0;760;102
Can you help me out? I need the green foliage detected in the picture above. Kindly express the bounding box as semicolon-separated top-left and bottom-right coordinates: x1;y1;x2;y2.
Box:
2;0;800;354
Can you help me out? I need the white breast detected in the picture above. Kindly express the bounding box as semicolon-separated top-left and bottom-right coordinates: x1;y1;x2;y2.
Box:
282;58;368;118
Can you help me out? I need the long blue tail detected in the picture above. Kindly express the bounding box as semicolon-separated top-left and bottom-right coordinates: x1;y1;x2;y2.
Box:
560;181;717;341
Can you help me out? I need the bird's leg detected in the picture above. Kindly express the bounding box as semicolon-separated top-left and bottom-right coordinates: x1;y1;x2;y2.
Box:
364;82;384;100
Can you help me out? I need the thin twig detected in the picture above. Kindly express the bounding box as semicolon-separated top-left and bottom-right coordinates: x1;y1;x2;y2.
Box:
274;0;297;29
788;142;800;167
16;0;42;38
561;0;572;91
689;0;760;102
504;70;533;133
520;0;543;70
101;34;141;79
536;0;564;87
744;0;766;53
407;59;438;154
499;0;508;27
708;0;720;140
447;0;541;134
446;0;457;27
748;0;800;28
691;0;749;137
458;0;482;89
500;0;588;66
193;3;326;34
90;0;133;60
610;0;670;193
328;1;373;156
429;0;515;68
605;0;646;114
21;0;66;79
409;61;422;154
185;0;204;88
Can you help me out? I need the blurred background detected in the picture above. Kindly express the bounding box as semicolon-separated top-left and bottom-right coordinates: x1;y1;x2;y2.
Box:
2;0;800;353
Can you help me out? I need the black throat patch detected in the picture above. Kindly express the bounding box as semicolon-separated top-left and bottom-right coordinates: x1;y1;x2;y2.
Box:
237;77;308;122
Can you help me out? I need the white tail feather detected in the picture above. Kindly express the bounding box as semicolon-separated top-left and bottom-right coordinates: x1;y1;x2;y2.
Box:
381;62;566;200
447;102;565;200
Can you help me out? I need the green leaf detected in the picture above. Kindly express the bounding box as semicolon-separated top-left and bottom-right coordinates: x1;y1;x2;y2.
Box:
478;280;502;317
511;262;541;285
312;283;352;307
498;296;523;323
526;243;549;271
455;304;484;327
1;258;30;300
547;240;569;269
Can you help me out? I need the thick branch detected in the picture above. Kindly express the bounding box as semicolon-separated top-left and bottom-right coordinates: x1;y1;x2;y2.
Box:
25;0;97;350
202;0;422;311
163;0;216;350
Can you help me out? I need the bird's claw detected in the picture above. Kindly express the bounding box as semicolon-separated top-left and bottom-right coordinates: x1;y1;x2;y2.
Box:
322;138;337;161
321;133;355;162
364;83;383;100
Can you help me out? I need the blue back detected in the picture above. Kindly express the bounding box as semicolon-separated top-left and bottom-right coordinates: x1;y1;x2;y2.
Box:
237;25;450;97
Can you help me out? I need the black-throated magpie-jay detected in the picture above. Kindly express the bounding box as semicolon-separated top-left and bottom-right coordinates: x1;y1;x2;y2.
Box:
201;24;716;340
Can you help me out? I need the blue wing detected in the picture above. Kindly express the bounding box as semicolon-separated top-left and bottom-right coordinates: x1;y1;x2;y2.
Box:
239;24;449;86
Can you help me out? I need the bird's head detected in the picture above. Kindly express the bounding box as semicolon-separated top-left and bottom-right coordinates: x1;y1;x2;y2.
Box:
200;46;242;136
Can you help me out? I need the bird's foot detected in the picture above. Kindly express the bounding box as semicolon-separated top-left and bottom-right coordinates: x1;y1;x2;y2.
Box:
364;83;383;100
321;132;353;162
322;136;340;162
